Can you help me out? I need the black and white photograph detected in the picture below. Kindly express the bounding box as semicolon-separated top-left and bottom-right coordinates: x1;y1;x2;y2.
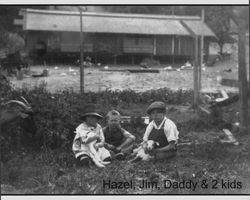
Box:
0;4;249;195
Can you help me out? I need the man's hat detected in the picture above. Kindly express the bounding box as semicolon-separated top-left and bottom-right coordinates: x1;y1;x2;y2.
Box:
80;104;103;120
146;101;166;114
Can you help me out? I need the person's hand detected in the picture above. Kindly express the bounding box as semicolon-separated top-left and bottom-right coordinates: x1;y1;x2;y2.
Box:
109;144;116;150
96;142;104;148
95;135;101;142
142;143;148;154
116;146;122;152
103;143;115;150
74;139;81;148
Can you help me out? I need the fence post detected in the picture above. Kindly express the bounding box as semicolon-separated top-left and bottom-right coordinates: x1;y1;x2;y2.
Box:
238;24;249;134
79;8;84;94
193;35;199;109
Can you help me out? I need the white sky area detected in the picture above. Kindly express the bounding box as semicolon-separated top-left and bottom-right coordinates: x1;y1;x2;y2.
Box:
0;0;249;4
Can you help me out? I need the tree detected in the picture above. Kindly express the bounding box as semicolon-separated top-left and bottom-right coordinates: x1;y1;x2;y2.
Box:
183;6;234;54
231;6;249;134
0;6;48;52
232;6;249;29
0;6;48;32
205;6;234;54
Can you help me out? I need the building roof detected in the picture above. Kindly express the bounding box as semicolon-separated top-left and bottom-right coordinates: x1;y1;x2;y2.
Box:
15;9;216;37
181;20;215;37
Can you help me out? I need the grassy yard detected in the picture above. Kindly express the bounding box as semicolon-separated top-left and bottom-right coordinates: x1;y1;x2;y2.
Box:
1;126;250;194
2;58;249;195
1;102;250;194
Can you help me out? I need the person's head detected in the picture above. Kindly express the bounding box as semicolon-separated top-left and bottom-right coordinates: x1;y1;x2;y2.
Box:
80;104;103;127
146;101;166;124
84;115;100;127
106;110;121;130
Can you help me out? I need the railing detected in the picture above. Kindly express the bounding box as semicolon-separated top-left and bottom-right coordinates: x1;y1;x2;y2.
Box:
120;116;150;124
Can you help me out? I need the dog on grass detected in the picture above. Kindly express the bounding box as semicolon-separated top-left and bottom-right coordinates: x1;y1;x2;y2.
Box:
129;140;159;162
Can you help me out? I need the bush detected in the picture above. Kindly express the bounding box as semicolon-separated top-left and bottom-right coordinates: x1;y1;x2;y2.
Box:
1;80;194;159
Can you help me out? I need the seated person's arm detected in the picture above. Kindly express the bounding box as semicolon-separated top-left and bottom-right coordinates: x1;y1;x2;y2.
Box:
96;128;105;147
104;143;116;150
72;137;81;151
154;120;178;153
155;141;176;153
85;135;100;143
102;127;116;150
99;128;105;143
142;125;153;153
72;131;84;155
116;129;135;151
84;132;101;144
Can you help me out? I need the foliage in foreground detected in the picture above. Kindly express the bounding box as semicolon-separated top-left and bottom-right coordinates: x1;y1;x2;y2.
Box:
1;79;249;194
1;80;193;155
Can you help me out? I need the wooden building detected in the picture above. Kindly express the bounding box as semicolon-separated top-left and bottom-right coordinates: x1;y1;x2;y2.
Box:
14;9;216;65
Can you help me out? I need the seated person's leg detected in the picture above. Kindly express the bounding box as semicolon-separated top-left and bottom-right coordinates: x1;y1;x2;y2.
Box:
77;155;91;166
155;149;177;160
120;138;135;154
99;147;112;161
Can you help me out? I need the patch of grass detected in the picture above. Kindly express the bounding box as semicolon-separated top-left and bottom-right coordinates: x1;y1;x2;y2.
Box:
1;78;249;194
2;140;249;194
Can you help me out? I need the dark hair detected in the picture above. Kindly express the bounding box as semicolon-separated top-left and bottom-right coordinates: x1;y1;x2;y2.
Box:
106;110;121;120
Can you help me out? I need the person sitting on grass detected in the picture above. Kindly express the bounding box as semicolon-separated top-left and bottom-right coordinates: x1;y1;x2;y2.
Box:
140;101;179;161
103;110;136;160
72;104;111;167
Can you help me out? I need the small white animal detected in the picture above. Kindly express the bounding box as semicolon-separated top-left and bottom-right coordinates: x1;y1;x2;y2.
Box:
146;140;160;151
130;140;159;162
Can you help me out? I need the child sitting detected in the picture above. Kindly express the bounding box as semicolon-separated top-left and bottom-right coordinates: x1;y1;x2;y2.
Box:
103;110;136;160
72;104;111;167
131;101;179;162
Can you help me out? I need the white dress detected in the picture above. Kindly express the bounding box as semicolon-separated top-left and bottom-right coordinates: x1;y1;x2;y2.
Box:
72;122;111;162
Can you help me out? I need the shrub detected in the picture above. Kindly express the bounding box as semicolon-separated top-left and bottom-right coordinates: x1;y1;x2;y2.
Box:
1;80;194;159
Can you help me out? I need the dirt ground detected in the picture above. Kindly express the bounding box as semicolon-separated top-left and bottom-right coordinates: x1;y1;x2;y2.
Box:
9;59;241;93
